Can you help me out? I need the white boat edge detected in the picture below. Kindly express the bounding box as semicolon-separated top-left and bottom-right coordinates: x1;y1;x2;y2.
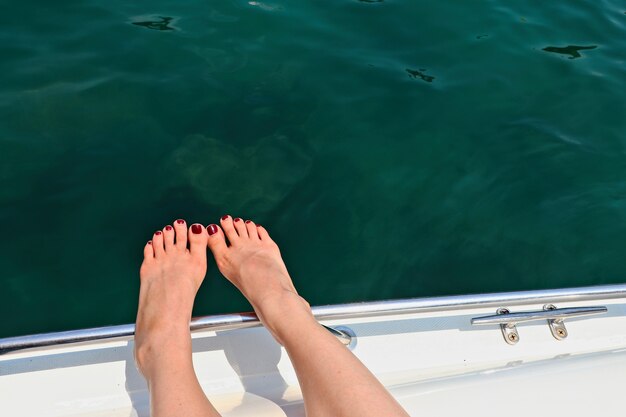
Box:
1;283;625;417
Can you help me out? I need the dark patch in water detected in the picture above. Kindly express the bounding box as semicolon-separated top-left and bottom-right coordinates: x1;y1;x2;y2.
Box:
132;16;175;31
406;68;434;83
358;0;384;3
476;34;489;39
542;45;597;59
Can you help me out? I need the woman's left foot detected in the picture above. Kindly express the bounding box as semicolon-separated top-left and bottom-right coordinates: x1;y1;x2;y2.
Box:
134;220;208;378
206;216;312;345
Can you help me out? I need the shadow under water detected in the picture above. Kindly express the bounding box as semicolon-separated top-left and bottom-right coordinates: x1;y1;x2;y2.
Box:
542;45;597;59
131;16;176;31
406;68;435;83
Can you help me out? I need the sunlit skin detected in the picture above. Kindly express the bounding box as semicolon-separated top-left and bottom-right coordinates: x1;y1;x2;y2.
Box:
135;216;409;417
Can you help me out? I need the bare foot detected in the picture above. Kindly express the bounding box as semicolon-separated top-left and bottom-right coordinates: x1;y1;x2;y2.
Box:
134;220;208;378
206;215;313;344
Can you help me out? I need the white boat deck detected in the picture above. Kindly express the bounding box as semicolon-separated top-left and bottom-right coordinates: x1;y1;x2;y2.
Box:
1;287;625;416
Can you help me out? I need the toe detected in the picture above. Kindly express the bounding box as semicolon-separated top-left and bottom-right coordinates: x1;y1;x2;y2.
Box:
173;219;187;250
152;230;165;256
207;224;228;256
163;225;175;250
256;225;273;242
143;240;154;260
188;223;208;257
220;215;239;244
233;217;248;238
245;220;259;240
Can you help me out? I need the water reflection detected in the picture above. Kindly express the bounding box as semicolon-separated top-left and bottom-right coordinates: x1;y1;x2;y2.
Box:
542;45;597;59
248;2;283;11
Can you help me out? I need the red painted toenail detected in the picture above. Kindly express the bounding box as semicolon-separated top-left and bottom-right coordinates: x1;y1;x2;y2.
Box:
207;224;218;235
257;225;262;228
234;218;241;222
221;215;230;220
245;220;251;224
147;240;152;245
165;225;173;231
155;231;162;236
191;224;203;234
176;219;185;224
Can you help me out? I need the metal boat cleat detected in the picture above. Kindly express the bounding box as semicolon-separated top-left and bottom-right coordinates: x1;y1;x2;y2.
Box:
471;304;608;344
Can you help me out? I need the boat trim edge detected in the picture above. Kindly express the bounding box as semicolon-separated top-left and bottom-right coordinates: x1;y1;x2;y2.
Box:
1;283;625;355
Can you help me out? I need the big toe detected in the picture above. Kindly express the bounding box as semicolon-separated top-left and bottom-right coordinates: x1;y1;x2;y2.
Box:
207;224;228;257
188;223;208;257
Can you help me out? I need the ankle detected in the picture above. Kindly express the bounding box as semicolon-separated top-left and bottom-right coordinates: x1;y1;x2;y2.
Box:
134;327;192;378
255;290;317;344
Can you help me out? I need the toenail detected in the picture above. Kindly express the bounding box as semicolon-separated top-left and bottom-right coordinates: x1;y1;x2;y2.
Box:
155;231;162;236
245;220;251;224
257;225;262;228
221;215;230;220
165;225;173;231
147;240;152;245
207;224;218;235
191;224;203;234
176;219;185;224
234;218;241;222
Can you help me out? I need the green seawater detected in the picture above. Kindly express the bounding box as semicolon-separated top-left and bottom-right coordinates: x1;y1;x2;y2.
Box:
1;1;625;338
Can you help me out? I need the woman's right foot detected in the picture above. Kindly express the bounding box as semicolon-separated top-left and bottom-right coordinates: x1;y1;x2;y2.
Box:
206;215;313;344
135;220;209;378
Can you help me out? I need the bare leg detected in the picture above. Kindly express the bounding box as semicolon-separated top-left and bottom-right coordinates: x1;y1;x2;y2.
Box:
207;216;409;417
135;220;221;417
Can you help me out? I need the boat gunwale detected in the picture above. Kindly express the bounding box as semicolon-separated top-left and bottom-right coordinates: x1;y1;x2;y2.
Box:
1;283;625;355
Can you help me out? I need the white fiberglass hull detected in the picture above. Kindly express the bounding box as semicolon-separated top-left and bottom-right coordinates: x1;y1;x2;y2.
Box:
1;284;625;416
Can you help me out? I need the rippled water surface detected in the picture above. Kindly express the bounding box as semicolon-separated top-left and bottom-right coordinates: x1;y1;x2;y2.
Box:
1;1;625;337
